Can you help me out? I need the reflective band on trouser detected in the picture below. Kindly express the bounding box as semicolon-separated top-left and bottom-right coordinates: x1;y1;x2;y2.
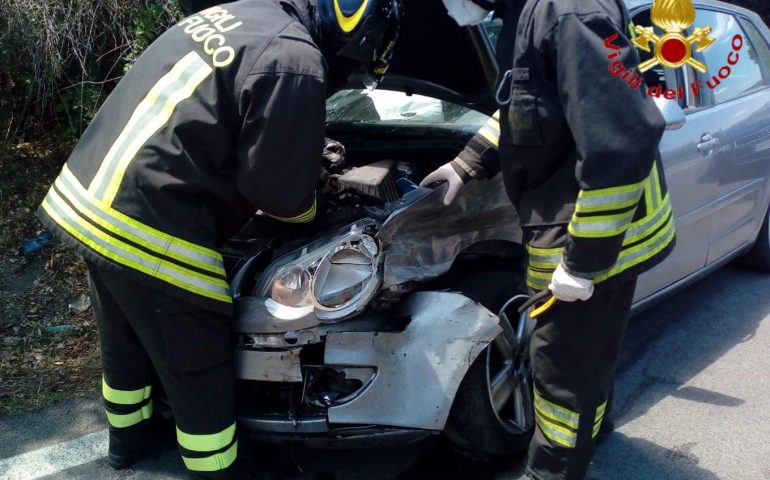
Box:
182;442;238;472
102;377;154;428
102;376;151;405
267;198;317;224
177;423;236;452
526;245;562;291
527;268;552;291
534;391;579;448
57;165;225;276
41;187;232;303
106;403;154;428
535;390;579;429
88;51;213;205
178;423;238;473
593;401;608;438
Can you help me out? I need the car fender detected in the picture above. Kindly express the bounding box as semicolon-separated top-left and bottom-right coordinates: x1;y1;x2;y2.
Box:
325;291;503;430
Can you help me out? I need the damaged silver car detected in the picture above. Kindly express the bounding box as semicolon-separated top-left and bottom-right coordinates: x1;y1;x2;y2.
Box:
222;0;770;455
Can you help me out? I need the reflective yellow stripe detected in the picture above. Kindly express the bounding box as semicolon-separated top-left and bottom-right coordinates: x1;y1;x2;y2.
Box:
649;163;662;209
105;402;153;429
41;191;232;303
89;52;213;205
177;423;236;453
477;116;500;147
623;196;672;246
592;401;608;438
526;269;553;291
478;128;499;148
526;246;561;290
57;167;225;275
574;187;643;213
577;181;644;199
568;208;637;238
102;377;151;405
534;391;579;429
528;257;560;270
535;410;577;448
595;210;675;283
182;441;238;472
527;245;562;269
527;245;562;262
267;198;317;224
526;273;550;291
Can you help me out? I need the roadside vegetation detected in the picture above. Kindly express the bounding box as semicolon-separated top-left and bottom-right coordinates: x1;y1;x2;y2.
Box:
0;0;180;415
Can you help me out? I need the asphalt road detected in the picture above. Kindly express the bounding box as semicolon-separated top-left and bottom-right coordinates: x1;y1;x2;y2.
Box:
1;264;769;480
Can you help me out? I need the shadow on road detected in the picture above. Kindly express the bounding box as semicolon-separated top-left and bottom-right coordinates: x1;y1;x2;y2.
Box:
587;434;722;480
612;266;768;428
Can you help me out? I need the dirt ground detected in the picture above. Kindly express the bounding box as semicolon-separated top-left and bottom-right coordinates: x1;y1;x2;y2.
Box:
0;142;100;415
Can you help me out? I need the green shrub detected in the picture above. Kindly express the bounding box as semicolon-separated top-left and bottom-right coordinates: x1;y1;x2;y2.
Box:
0;1;182;145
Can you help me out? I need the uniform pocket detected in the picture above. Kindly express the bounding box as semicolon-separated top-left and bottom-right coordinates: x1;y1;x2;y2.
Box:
508;84;544;147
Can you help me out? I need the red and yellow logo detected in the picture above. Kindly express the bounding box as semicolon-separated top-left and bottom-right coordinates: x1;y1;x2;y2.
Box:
633;0;715;73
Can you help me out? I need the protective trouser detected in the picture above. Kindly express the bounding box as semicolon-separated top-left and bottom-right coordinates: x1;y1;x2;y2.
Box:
87;261;238;479
526;278;637;480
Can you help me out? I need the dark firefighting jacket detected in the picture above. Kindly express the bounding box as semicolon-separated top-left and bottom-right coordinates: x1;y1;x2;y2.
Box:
454;0;675;290
37;0;326;314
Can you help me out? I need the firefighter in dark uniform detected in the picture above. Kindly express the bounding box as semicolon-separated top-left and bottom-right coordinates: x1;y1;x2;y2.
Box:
36;0;402;478
427;0;675;478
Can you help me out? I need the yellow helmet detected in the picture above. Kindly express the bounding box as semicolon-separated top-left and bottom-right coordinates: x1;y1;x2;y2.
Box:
318;0;403;87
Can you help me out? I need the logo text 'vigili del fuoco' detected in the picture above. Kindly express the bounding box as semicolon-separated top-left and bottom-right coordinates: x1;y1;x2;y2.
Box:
605;0;744;100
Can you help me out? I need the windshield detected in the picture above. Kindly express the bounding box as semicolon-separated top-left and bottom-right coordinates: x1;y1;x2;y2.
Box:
326;89;488;128
325;19;499;130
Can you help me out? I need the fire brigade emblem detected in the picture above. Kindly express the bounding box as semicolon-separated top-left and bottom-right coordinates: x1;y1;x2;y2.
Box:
633;0;715;73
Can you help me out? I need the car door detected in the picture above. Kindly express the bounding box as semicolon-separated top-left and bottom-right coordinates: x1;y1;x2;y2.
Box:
689;8;770;264
630;7;718;301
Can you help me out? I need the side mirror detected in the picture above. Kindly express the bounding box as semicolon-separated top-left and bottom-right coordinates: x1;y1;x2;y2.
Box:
653;97;686;131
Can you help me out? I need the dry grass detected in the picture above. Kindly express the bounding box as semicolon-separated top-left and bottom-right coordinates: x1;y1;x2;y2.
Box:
0;141;100;416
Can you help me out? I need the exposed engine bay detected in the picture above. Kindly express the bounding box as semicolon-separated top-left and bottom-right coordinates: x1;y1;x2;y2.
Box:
224;140;524;442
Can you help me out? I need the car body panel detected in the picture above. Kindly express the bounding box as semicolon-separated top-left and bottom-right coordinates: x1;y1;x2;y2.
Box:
325;292;502;430
630;1;770;301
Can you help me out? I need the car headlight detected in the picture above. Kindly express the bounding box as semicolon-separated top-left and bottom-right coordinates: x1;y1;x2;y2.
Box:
256;220;381;322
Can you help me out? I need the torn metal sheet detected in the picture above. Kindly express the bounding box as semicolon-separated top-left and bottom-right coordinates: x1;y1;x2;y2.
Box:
325;291;503;430
377;175;522;289
234;348;303;382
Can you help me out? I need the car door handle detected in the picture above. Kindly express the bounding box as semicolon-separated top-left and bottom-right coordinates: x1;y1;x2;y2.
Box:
697;134;719;153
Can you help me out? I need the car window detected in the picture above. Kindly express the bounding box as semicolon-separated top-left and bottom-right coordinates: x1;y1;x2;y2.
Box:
737;17;770;83
632;10;678;92
695;9;766;104
325;89;488;128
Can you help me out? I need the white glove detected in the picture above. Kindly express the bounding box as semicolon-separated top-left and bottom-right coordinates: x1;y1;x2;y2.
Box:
441;0;490;26
548;264;594;302
419;162;466;206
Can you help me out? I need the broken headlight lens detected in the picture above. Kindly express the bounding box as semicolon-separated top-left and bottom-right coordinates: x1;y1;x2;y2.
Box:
257;220;381;322
269;267;311;307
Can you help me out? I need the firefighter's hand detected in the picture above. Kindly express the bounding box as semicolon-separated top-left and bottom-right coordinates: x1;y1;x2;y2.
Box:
548;264;594;302
419;162;465;206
